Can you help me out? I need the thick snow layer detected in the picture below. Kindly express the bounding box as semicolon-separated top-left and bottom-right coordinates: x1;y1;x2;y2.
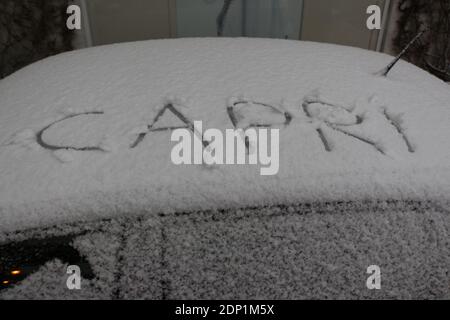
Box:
0;38;449;232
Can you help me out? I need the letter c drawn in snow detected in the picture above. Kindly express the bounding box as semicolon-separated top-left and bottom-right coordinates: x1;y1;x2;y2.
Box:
36;111;105;152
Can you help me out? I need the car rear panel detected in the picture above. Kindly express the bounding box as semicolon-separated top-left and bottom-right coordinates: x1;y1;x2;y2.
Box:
1;200;449;299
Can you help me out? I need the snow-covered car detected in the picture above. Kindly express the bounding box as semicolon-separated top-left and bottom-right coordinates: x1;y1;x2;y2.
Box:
0;38;449;299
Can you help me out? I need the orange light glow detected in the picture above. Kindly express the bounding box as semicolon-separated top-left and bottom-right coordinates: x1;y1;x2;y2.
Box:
11;270;21;276
2;280;9;285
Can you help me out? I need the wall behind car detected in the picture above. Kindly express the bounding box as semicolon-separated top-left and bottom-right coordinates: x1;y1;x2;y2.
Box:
175;0;303;40
82;0;174;46
301;0;388;51
81;0;390;51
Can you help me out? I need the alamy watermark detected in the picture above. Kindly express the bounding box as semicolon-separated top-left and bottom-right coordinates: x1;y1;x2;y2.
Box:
66;265;81;290
171;121;280;176
66;5;81;30
366;5;381;30
366;265;381;290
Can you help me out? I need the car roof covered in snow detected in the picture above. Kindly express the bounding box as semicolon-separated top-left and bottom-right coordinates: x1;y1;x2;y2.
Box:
0;38;449;232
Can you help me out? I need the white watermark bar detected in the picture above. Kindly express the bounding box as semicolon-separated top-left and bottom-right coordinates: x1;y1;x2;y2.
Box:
171;121;280;176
